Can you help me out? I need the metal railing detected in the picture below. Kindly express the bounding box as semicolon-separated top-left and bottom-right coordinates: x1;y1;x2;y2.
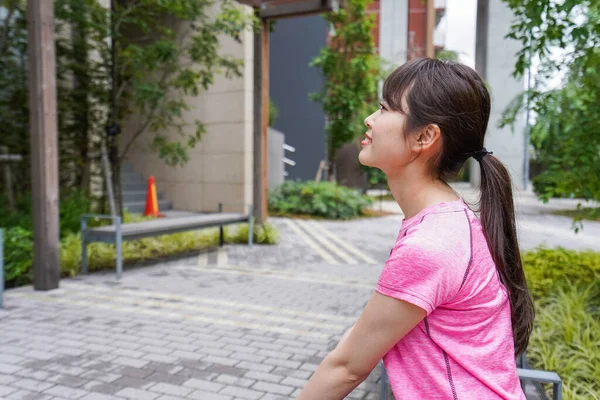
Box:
283;143;295;178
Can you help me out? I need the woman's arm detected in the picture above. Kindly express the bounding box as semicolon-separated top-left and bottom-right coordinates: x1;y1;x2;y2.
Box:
296;292;426;400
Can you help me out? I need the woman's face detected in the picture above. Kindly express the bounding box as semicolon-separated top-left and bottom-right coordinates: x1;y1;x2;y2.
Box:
358;98;416;175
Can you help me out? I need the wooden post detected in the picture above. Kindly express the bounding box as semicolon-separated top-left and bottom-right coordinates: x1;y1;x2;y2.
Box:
27;0;60;291
253;19;270;224
260;19;269;222
253;20;263;224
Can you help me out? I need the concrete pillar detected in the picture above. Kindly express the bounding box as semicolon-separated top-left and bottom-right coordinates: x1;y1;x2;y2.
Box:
471;0;526;190
379;0;408;68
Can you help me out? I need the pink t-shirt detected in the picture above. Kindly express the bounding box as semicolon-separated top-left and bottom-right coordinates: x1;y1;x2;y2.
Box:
376;199;525;399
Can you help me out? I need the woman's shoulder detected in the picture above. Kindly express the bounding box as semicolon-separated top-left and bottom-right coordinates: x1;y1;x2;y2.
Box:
401;204;473;246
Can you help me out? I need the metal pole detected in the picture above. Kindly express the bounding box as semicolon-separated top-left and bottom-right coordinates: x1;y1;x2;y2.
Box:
101;143;117;217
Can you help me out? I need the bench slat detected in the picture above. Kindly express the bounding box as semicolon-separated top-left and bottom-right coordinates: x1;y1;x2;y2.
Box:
86;213;248;241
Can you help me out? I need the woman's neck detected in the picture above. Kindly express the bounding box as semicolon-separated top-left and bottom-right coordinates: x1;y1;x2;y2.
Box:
387;173;460;219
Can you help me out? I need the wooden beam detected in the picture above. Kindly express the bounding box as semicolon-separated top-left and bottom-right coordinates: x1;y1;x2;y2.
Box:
260;0;336;19
253;19;268;224
27;0;60;291
260;19;270;222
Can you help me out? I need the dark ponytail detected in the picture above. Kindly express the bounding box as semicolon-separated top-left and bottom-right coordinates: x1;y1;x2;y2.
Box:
383;58;535;356
478;154;535;356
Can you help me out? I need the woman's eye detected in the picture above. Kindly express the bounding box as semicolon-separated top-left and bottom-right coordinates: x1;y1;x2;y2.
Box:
379;103;386;111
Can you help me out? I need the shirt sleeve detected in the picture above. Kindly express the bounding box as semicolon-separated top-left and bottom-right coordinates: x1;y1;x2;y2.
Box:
376;235;467;315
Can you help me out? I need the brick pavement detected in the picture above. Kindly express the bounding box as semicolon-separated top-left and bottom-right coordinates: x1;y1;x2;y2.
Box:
0;216;398;400
0;206;566;400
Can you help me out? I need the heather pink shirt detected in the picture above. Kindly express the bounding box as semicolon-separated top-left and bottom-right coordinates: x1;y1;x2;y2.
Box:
376;199;525;399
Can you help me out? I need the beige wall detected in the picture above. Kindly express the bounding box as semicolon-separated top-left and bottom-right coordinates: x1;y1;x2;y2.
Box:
122;3;254;213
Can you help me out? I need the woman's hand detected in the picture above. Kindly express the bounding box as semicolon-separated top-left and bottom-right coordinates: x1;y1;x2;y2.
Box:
296;292;426;400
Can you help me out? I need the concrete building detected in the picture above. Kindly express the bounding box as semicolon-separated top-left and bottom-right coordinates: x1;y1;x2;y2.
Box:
121;2;255;213
121;0;527;214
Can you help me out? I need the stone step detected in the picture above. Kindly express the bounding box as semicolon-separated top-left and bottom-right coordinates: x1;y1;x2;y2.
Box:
121;172;145;184
122;182;147;192
122;191;165;203
124;200;173;214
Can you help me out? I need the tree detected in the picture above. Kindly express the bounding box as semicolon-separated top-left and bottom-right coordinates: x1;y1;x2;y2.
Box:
310;0;381;180
501;0;600;223
0;0;252;214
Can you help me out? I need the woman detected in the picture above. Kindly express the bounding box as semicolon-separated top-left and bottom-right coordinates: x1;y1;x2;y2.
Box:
297;58;535;399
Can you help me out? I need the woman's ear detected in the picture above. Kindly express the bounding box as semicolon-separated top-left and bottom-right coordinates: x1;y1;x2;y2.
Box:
413;124;442;152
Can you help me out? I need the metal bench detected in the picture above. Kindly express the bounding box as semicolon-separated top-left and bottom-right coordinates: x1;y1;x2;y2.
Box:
81;204;253;280
379;354;562;400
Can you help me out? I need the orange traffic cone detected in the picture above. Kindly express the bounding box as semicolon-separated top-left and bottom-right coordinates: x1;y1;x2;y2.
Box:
143;176;163;217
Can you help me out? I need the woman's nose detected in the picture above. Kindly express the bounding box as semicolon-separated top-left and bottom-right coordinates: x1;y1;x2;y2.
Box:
364;113;374;129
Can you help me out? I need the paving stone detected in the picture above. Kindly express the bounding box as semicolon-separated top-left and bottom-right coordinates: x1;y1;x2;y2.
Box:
81;393;121;400
149;382;192;397
280;377;308;388
44;385;89;399
12;379;54;392
7;389;52;400
0;363;22;374
219;386;264;400
183;378;225;392
0;385;18;397
80;371;121;384
251;381;294;396
112;357;148;369
115;387;160;400
188;390;233;400
214;374;255;389
235;362;274;373
0;374;18;388
48;374;90;388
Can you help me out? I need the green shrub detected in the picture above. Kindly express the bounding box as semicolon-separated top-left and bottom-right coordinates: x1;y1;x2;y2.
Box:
3;227;33;287
522;247;600;299
268;181;373;219
0;190;91;237
523;247;600;399
3;219;279;286
226;222;279;245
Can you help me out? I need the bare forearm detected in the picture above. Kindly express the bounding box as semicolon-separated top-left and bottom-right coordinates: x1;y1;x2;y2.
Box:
296;352;366;400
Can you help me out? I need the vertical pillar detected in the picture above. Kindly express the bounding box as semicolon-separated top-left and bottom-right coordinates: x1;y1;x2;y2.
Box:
474;0;526;190
27;0;60;290
253;19;269;224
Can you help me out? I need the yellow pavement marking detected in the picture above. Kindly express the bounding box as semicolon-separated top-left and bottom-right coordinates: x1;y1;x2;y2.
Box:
197;252;208;266
59;281;358;322
306;220;379;264
9;293;332;339
184;264;373;289
217;247;228;266
284;219;339;264
54;289;346;331
295;220;357;264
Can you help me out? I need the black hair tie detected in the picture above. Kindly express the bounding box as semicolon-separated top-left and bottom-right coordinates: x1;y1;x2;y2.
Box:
472;148;493;162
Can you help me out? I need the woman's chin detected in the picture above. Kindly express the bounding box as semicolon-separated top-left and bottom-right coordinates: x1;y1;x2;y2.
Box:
358;150;374;167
